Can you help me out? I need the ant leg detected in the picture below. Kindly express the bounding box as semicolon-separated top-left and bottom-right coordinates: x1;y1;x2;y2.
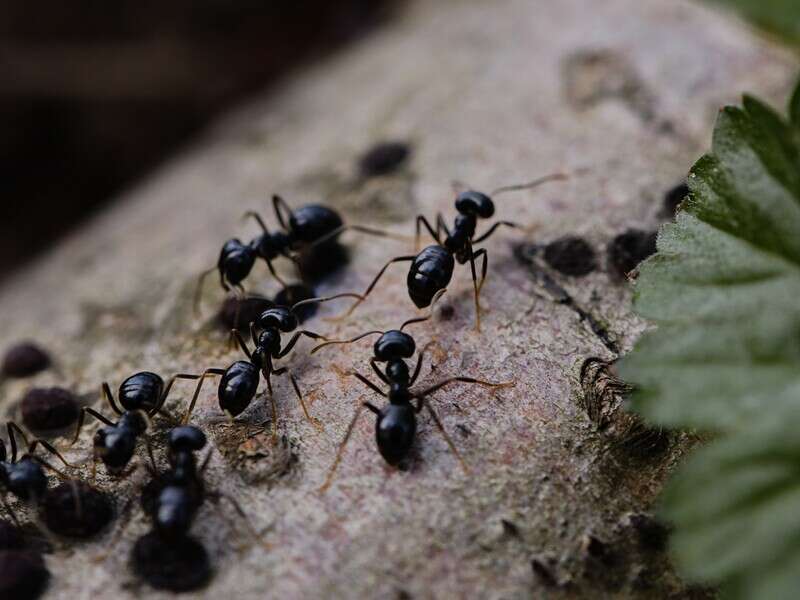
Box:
352;372;387;397
415;215;441;250
415;376;514;398
26;438;74;469
193;266;218;316
276;330;328;359
415;398;470;475
159;372;219;416
6;422;27;463
71;408;115;446
408;348;429;386
207;490;271;550
318;402;377;494
331;256;416;320
370;358;390;385
143;435;158;474
231;330;253;359
466;244;488;332
270;367;322;431
242;210;269;234
264;258;289;289
182;368;226;424
271;195;293;231
436;213;451;238
472;221;519;244
29;456;70;481
400;288;447;330
101;383;124;416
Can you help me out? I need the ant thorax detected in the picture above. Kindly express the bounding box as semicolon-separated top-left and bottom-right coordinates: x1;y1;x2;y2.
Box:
385;359;411;386
252;231;291;260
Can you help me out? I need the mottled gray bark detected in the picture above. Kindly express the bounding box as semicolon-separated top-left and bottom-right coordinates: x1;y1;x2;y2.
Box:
0;0;795;598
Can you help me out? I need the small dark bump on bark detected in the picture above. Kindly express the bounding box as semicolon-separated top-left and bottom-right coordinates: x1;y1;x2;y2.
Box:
41;482;114;538
217;296;274;332
543;236;597;277
132;532;212;592
607;229;657;279
21;387;79;432
624;513;671;553
662;182;688;217
358;141;411;177
2;343;50;378
0;550;49;600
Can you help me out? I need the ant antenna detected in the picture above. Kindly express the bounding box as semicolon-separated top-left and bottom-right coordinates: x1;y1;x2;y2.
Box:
490;172;568;197
400;288;448;331
310;330;383;355
290;292;364;313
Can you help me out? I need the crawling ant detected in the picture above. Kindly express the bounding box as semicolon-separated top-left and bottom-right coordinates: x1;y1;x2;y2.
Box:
70;371;213;475
1;422;73;527
313;292;513;491
141;425;263;542
194;194;409;312
335;174;567;331
184;294;358;433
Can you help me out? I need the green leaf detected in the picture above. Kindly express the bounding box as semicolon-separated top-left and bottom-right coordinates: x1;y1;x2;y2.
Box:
619;80;800;598
707;0;800;46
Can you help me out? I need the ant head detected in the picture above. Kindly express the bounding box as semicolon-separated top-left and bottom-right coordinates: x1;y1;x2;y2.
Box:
119;411;148;435
169;426;207;454
374;330;416;362
94;427;137;470
455;190;494;219
257;307;298;333
252;231;291;260
218;238;257;286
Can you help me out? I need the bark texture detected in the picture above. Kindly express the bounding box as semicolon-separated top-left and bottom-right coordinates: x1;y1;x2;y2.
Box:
0;0;795;598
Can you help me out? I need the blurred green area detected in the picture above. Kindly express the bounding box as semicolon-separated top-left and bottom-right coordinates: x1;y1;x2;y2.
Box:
709;0;800;45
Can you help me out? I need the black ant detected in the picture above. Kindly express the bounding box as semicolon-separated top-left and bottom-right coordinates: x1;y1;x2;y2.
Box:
312;292;513;491
335;173;567;330
1;422;73;526
70;371;214;475
184;294;358;433
194;194;409;311
140;425;263;542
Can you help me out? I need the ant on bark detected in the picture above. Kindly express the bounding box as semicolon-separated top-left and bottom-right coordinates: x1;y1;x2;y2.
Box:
70;371;214;476
333;173;567;331
183;293;359;433
313;291;513;492
194;195;410;313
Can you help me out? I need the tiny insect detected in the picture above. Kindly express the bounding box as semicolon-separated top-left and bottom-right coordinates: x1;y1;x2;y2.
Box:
133;425;264;591
0;422;73;526
313;293;513;492
70;371;212;475
184;294;358;433
333;173;567;330
194;194;409;312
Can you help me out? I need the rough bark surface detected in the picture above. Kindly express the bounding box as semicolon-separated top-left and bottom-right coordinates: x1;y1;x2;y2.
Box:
0;1;795;598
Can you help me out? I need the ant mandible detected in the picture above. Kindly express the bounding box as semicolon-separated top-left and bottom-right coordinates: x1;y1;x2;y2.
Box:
334;173;567;331
194;194;409;312
1;421;73;525
70;371;213;476
183;293;359;433
312;292;513;491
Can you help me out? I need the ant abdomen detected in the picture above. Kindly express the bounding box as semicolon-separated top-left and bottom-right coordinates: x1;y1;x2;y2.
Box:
218;361;260;417
119;372;165;413
289;205;344;245
407;246;455;309
376;405;417;465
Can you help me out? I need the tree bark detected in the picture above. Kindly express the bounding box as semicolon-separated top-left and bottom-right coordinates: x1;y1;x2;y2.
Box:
0;0;794;598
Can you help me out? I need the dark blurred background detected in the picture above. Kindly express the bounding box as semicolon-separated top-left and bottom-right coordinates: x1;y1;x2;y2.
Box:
0;1;399;281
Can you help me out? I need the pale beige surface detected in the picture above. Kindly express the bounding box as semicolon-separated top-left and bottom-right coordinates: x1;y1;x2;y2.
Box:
0;0;794;598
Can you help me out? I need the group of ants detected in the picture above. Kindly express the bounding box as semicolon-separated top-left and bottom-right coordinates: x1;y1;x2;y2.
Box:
1;172;566;591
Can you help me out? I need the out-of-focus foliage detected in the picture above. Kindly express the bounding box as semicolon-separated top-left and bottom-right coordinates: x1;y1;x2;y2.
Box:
710;0;800;45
